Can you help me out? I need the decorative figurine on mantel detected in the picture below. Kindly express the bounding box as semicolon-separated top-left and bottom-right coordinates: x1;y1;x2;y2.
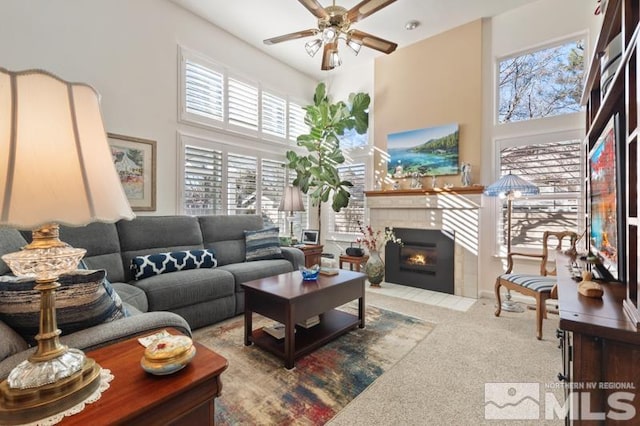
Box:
410;172;422;189
461;162;472;187
431;174;437;188
393;160;404;178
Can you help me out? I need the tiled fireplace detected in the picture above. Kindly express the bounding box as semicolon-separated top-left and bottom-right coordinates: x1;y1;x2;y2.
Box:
365;188;483;298
385;228;455;294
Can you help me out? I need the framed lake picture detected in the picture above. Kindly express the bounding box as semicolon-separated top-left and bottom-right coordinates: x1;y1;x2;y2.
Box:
387;123;459;176
107;133;156;211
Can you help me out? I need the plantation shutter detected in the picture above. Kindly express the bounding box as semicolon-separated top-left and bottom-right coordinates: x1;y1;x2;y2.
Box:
184;60;224;122
228;77;259;131
262;92;287;138
499;139;581;249
261;159;286;229
334;163;366;233
288;102;308;142
227;153;257;215
183;145;223;215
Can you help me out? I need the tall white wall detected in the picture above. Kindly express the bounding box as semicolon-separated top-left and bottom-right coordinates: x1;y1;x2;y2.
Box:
478;0;598;297
0;0;316;215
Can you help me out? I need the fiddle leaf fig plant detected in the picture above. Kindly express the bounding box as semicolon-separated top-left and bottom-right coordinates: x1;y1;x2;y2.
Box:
286;82;370;237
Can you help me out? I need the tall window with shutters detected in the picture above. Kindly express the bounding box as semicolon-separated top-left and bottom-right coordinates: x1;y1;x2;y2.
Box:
262;92;287;139
288;102;307;142
333;163;365;234
183;145;223;216
261;158;286;228
228;76;259;132
180;47;309;143
498;138;581;250
227;153;258;215
180;135;306;235
184;59;224;125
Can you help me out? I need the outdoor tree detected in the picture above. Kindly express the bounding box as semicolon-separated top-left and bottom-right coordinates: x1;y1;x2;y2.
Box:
498;40;584;123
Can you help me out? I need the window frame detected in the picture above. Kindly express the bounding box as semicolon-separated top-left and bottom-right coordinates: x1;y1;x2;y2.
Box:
495;34;586;126
179;46;310;146
177;131;308;233
492;129;585;255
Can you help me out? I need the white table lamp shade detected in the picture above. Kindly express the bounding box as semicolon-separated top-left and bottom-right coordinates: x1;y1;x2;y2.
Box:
0;69;134;229
278;185;305;212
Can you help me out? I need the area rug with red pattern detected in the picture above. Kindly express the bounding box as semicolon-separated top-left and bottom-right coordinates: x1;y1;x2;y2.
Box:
193;304;434;425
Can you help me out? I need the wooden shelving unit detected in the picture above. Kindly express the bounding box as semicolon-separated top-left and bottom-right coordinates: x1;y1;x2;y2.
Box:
582;0;639;326
557;1;640;423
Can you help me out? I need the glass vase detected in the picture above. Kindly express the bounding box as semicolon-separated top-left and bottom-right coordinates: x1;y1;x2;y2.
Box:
364;250;385;287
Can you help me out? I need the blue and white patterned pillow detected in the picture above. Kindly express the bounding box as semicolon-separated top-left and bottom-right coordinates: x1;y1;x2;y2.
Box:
0;269;128;344
131;249;217;280
244;227;283;261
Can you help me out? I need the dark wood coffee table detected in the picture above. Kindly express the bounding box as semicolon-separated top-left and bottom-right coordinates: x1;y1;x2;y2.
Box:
61;329;228;425
242;270;366;369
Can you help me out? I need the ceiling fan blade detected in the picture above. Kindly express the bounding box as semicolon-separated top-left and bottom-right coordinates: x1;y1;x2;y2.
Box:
321;42;338;71
347;0;397;23
264;29;318;45
350;29;397;54
298;0;329;19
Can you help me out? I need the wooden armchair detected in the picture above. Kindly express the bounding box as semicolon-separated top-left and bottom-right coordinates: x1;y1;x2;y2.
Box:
494;230;578;340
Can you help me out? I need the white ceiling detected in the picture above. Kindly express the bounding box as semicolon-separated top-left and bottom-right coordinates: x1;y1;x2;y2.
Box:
171;0;538;80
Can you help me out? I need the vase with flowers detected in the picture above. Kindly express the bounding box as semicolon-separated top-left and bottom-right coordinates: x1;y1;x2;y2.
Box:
356;222;402;287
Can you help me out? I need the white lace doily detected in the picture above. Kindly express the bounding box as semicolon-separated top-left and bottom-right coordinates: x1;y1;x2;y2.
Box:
4;368;114;426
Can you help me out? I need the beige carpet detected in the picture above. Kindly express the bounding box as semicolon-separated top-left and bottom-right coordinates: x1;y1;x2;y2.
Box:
328;293;564;426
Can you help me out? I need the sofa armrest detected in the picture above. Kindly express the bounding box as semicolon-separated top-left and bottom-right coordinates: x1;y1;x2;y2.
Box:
281;246;305;270
0;311;191;380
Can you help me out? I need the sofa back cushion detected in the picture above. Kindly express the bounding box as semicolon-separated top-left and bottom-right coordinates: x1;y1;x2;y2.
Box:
198;215;264;265
118;216;204;282
59;222;126;283
0;228;28;276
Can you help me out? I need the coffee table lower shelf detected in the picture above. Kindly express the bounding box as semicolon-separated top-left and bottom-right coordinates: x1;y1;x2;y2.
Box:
250;309;359;364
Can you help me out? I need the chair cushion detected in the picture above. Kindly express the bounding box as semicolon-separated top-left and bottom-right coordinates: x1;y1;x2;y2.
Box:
0;270;128;343
131;249;217;280
500;273;556;292
244;227;283;261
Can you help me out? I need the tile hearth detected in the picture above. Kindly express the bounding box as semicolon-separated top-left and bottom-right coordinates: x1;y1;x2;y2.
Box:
367;282;476;312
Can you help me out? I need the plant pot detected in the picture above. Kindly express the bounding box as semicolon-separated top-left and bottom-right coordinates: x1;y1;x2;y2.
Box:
364;250;385;287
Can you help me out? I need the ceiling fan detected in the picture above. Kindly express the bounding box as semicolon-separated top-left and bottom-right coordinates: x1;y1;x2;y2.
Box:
264;0;398;71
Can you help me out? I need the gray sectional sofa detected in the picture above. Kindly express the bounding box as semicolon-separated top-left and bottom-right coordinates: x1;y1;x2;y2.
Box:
0;214;304;379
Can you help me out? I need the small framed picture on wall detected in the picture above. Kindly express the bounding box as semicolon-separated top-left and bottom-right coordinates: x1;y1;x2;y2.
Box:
107;133;156;211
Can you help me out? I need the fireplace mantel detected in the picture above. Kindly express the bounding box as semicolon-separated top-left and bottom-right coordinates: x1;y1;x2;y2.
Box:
365;186;484;197
366;187;483;298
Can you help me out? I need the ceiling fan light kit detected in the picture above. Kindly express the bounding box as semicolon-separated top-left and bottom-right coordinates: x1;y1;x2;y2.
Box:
264;0;398;71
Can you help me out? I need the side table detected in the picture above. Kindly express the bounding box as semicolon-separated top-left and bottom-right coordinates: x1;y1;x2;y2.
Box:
339;254;369;272
298;244;323;268
61;329;228;425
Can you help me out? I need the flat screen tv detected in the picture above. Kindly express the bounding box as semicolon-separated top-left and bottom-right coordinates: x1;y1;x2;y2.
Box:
588;114;623;281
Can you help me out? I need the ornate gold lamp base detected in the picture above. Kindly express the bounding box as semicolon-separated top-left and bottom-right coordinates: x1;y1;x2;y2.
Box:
0;224;102;424
0;358;101;424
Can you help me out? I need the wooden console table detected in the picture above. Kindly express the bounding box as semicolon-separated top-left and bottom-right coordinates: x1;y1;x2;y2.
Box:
62;329;228;425
556;254;640;424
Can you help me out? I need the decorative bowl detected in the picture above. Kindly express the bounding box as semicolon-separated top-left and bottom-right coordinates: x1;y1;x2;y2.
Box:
300;264;320;281
141;335;196;375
